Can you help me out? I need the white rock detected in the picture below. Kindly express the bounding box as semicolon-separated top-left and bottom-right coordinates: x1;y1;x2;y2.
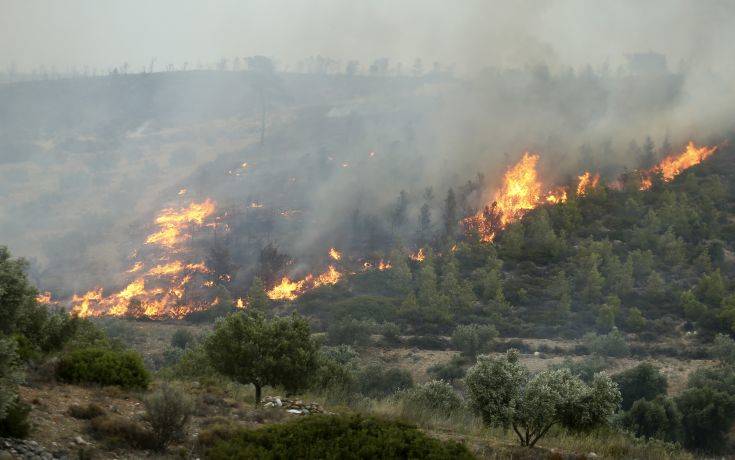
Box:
287;409;302;414
275;398;282;407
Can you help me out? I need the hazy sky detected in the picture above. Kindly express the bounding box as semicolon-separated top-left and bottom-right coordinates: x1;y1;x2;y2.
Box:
1;0;734;74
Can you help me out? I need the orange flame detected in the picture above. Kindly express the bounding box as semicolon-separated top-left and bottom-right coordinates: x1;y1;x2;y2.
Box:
266;265;342;301
35;291;53;304
329;247;342;261
410;248;425;262
639;142;717;190
576;172;600;196
145;199;215;248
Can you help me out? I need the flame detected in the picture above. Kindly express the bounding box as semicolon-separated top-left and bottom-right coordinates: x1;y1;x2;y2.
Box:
377;260;392;271
465;152;566;241
266;265;342;301
250;201;264;208
576;172;600;196
127;261;144;273
178;188;187;196
410;248;425;262
329;247;342;261
145;199;215;248
640;142;718;190
236;298;246;309
36;291;52;304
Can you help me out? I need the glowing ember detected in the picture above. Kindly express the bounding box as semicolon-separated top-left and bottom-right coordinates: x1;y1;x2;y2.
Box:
410;248;426;262
36;291;53;304
250;201;264;208
576;172;600;196
377;260;392;271
329;247;342;261
236;298;247;308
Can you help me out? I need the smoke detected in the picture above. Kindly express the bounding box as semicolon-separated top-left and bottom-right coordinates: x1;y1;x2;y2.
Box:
1;1;734;298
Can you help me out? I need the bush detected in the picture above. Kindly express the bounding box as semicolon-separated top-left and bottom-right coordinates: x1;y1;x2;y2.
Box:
171;329;195;349
166;343;217;380
613;363;668;410
144;384;193;450
326;318;374;347
357;363;413;398
0;399;31;438
381;322;401;344
451;324;498;358
427;355;468;382
400;380;463;417
675;386;735;453
550;355;609;383
584;328;630;357
205;414;474;459
620;396;681;442
90;414;156;449
57;347;150;389
68;403;105;420
311;356;357;402
321;345;358;365
404;335;450;350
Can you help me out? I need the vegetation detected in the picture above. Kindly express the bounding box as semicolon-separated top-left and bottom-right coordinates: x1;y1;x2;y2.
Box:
204;311;319;403
57;347;150;389
205;414;475;459
144;384;193;450
466;349;621;447
613;363;668;410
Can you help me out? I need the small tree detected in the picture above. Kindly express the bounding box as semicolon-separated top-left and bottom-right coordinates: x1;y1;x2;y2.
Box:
144;384;193;450
204;312;318;404
170;329;194;349
451;324;498;359
613;363;668;410
246;277;270;312
466;350;620;447
621;396;681;442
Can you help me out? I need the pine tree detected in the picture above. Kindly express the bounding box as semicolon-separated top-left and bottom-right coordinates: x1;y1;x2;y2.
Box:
442;188;458;243
246;277;270;311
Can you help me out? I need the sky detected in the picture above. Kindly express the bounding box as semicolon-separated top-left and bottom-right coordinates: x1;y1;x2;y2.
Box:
2;0;734;75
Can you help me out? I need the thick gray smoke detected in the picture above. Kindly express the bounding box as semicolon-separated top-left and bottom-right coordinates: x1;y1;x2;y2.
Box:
1;1;734;297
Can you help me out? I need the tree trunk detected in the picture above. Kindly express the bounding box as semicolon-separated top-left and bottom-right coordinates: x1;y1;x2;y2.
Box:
254;384;262;405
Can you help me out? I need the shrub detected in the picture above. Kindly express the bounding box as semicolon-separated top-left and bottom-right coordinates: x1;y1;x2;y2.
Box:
357;363;413;398
381;322;401;344
0;399;31;438
451;323;498;358
400;380;463;417
311;356;357;402
711;333;735;366
550;355;609;383
90;414;156;449
57;347;150;389
427;355;468;382
68;403;105;420
0;337;22;419
166;343;217;380
584;328;630;357
206;414;474;459
326;318;374;347
675;386;735;453
144;384;193;450
466;349;621;447
321;345;358;365
171;329;195;349
620;396;681;442
613;363;668;410
404;335;450;350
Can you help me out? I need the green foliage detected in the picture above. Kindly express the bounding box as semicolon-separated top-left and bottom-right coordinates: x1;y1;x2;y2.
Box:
56;347;150;389
621;396;681;442
613;363;668;410
427;355;468;382
206;414;474;460
0;338;22;420
321;345;359;365
0;246;38;335
380;322;401;344
327;317;375;347
204;312;318;403
0;399;31;438
675;386;735;453
466;349;621;447
695;269;726;307
144;384;193;450
357;363;413;398
170;328;195;349
451;323;498;358
399;380;463;417
166;343;217;380
246;277;270;312
310;354;357;402
90;414;157;450
584;328;630;357
550;355;609;383
711;333;735;366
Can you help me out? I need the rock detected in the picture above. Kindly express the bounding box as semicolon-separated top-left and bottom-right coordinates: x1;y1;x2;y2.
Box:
287;409;302;415
588;453;598;459
74;436;88;446
275;398;282;407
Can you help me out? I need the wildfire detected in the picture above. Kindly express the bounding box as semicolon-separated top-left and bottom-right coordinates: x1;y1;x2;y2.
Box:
266;265;343;301
329;247;342;261
35;291;53;304
409;248;425;262
145;199;216;248
576;172;600;196
640;141;717;190
250;201;264;208
377;260;392;271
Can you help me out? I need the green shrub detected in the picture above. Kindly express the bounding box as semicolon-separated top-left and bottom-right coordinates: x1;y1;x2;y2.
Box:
675;386;735;453
381;322;401;344
206;414;474;459
427;355;468;382
620;396;681;442
171;329;195;349
68;402;105;420
57;347;150;389
321;345;358;365
357;363;413;398
613;363;668;410
90;414;156;449
327;318;375;347
400;380;463;417
0;399;31;438
550;355;609;383
144;384;193;450
166;343;217;380
451;323;498;358
311;356;357;402
584;328;630;357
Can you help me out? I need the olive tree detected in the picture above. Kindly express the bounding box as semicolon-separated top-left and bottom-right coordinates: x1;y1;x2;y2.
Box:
204;311;319;404
466;349;621;447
